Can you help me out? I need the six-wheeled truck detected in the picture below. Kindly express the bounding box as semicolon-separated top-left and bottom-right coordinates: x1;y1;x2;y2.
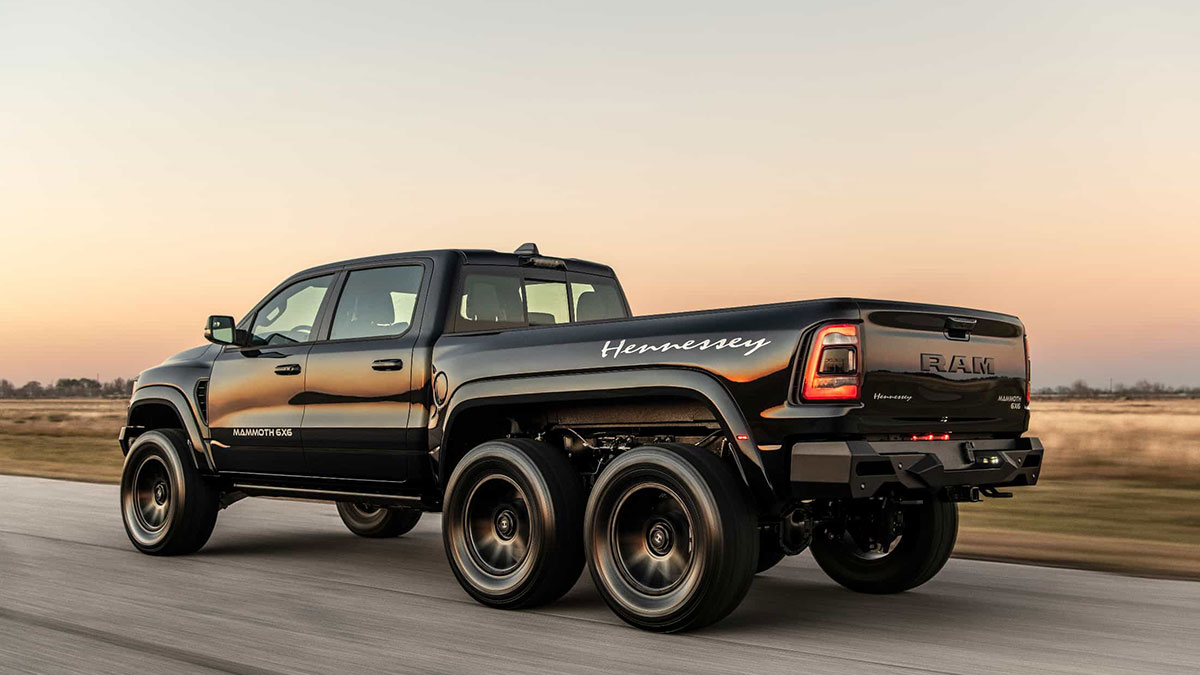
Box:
119;244;1042;631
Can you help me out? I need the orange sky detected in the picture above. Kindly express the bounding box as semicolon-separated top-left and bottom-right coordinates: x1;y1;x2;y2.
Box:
1;2;1197;386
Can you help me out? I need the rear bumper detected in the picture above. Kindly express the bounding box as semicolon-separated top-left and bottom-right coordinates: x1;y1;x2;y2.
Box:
789;437;1043;499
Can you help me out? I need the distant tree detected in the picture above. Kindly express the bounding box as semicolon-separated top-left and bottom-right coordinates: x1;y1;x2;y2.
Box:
0;377;135;398
1032;379;1199;399
15;381;45;398
1131;379;1168;395
101;377;132;397
1066;379;1094;397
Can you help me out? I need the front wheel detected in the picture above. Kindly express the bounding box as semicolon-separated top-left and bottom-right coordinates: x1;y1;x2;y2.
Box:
120;429;219;555
811;498;958;594
584;443;758;632
337;502;423;538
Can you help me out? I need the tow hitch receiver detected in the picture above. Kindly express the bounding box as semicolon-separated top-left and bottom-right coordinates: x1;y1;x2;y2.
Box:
945;486;981;502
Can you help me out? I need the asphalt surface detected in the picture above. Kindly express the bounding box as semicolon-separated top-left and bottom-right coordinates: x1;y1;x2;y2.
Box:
1;475;1196;675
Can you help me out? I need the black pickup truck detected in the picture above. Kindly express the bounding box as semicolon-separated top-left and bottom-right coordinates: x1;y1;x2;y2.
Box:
119;244;1042;632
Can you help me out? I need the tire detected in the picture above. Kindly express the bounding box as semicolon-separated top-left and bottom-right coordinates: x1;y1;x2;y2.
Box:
755;527;787;574
337;502;423;538
442;438;585;609
584;443;758;632
811;498;958;594
120;429;219;556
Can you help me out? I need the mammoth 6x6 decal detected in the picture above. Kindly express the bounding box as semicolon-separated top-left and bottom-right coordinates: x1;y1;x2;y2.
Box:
230;427;295;438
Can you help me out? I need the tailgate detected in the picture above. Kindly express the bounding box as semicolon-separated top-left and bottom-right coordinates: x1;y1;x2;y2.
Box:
855;302;1029;437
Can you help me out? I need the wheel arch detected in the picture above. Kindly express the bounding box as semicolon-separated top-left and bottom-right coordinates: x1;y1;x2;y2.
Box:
432;368;773;507
125;385;213;472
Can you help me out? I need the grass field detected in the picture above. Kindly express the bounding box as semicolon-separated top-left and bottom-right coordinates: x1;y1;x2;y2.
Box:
0;399;126;483
1;398;1197;578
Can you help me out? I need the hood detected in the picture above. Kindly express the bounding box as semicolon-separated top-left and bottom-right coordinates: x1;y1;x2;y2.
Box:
161;344;220;366
135;344;220;391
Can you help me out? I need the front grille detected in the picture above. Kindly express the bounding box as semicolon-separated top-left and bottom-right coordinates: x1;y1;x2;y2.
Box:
195;379;208;424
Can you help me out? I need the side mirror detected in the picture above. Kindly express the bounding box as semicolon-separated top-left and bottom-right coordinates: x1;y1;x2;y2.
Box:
204;315;241;346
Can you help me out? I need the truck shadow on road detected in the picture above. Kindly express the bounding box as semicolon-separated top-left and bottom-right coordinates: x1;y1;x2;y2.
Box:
192;521;1065;633
716;574;980;631
199;529;365;557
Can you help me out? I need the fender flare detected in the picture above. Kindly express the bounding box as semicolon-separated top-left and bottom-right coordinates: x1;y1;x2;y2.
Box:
433;368;773;506
127;385;214;472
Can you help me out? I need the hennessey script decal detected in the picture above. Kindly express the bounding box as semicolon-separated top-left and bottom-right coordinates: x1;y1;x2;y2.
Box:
231;428;294;438
601;337;771;359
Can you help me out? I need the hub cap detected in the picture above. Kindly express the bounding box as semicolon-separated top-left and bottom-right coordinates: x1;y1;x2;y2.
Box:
646;520;674;556
464;475;531;575
611;483;694;595
494;509;518;540
132;455;172;532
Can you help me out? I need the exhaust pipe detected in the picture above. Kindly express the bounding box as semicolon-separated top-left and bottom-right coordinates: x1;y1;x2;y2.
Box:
779;505;813;555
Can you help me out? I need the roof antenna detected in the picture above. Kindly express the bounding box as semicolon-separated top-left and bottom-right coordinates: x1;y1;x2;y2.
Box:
514;242;540;255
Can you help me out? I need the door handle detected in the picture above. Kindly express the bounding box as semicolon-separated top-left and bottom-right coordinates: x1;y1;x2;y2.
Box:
371;358;404;371
274;364;302;376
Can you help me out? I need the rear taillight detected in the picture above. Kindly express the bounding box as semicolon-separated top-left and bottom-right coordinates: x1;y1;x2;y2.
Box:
1024;334;1031;404
801;323;861;400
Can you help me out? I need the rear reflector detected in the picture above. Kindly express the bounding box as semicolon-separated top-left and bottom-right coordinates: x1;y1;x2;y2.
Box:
911;433;952;441
801;324;861;401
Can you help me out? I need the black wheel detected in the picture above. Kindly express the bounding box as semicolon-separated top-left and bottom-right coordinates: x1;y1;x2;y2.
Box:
337;502;423;538
584;443;758;632
811;498;958;594
755;527;787;574
120;429;219;556
442;438;584;609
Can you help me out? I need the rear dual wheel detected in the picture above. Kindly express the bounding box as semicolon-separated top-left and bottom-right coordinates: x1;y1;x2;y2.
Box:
584;443;758;632
442;439;759;631
442;439;585;609
811;498;958;594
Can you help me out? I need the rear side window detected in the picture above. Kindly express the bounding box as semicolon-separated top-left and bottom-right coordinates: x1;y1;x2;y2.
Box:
570;275;626;322
330;265;423;340
453;269;628;332
458;273;526;331
525;279;569;326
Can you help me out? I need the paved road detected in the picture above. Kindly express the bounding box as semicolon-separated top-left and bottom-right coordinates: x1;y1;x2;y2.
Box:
1;475;1196;675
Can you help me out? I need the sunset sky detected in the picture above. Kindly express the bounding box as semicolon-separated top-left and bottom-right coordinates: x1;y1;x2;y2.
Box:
1;1;1197;387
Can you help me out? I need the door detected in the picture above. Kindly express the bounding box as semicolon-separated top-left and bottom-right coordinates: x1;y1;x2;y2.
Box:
207;273;336;474
301;263;427;481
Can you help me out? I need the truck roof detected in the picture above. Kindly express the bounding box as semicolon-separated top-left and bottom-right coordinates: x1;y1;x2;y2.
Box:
289;246;616;280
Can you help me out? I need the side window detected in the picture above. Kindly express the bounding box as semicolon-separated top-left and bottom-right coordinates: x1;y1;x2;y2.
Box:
569;275;627;322
524;279;569;326
330;265;424;340
457;273;525;331
249;275;334;346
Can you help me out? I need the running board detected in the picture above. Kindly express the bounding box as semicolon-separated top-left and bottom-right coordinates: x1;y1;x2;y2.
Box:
231;483;426;507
